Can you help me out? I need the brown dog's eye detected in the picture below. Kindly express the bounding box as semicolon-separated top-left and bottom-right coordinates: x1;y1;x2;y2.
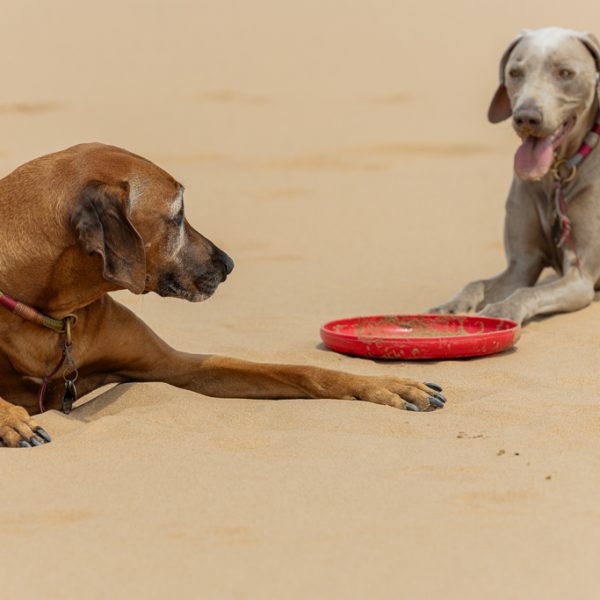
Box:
172;210;184;226
558;69;575;80
508;68;523;79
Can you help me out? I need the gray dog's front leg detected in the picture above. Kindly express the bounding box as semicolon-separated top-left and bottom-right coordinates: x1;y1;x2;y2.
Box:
429;261;540;315
478;268;595;324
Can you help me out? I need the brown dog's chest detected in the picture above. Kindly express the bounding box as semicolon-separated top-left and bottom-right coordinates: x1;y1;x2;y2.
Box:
0;321;67;409
0;322;64;374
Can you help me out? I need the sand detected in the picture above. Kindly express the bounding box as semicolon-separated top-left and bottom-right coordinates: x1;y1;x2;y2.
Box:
1;1;600;598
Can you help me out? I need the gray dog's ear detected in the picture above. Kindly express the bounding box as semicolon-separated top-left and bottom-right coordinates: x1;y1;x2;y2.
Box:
577;32;600;94
578;32;600;70
488;35;524;124
70;180;146;294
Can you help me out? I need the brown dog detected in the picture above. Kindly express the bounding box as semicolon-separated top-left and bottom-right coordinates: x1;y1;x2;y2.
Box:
0;143;446;447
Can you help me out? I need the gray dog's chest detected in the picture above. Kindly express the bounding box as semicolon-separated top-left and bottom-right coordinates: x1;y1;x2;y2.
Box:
533;191;556;233
530;184;564;267
529;170;600;274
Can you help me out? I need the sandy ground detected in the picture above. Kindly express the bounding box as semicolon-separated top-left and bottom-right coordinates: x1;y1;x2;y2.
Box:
1;1;600;598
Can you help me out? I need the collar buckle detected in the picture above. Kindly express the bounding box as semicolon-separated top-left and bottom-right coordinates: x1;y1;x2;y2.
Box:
551;159;577;184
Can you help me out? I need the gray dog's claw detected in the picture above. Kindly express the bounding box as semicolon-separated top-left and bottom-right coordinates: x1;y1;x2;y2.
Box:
405;402;420;412
429;397;444;408
425;383;443;392
18;440;32;448
34;428;51;443
29;437;42;446
435;393;448;404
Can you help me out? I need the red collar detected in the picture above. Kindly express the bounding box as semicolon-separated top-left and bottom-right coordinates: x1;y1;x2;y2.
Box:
0;289;70;333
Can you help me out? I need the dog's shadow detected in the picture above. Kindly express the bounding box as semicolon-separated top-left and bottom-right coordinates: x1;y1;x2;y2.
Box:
69;382;139;422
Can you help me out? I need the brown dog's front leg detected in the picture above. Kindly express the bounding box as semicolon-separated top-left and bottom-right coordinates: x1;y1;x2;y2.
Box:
123;352;446;412
94;299;446;412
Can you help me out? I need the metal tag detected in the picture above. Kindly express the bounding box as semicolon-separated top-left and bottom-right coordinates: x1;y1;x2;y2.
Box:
62;379;77;415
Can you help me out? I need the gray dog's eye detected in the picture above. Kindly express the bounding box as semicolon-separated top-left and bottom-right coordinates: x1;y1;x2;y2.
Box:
508;68;524;79
558;68;575;80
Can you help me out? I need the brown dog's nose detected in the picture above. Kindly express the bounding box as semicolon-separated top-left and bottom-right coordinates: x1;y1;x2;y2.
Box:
513;105;543;130
213;247;234;276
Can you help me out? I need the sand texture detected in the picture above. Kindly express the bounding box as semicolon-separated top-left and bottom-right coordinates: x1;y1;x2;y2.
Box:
1;1;600;598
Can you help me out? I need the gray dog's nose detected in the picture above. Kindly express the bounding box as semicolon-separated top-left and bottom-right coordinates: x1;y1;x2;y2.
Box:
513;106;543;130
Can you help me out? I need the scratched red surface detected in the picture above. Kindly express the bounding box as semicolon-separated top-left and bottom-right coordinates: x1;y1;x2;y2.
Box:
320;314;520;360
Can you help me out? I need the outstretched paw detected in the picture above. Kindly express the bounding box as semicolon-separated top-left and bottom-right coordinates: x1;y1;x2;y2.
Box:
429;301;471;315
478;301;524;324
356;378;447;412
428;282;485;315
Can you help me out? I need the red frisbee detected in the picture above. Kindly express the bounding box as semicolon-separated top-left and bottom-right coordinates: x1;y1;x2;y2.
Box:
320;314;520;360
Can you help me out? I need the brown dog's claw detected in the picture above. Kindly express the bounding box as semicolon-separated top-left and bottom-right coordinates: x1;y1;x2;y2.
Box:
429;397;444;408
17;440;32;448
34;427;52;443
425;382;443;393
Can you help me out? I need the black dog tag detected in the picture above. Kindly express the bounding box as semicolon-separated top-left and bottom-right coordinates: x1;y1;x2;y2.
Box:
62;379;77;415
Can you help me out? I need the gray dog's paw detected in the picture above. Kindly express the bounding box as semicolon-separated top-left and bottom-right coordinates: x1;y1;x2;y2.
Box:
429;302;466;315
428;282;486;315
428;299;476;314
478;301;524;324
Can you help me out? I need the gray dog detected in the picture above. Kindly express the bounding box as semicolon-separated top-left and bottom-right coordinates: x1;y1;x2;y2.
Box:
431;27;600;325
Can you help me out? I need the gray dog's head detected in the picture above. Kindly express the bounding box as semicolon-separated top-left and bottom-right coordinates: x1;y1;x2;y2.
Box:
488;27;600;181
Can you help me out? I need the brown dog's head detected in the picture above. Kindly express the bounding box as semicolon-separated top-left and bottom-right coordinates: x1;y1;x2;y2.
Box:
488;27;600;181
70;176;234;302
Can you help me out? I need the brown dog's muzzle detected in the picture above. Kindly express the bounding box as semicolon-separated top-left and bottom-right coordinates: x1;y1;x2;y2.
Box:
156;230;234;302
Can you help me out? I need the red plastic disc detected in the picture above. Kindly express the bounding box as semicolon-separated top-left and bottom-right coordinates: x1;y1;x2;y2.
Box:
320;314;520;360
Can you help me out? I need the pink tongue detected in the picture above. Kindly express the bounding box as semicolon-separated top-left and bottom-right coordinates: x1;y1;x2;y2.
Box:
514;136;554;181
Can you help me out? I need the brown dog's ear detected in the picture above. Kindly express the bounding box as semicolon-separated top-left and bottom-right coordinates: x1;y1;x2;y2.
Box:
488;35;524;124
70;181;146;293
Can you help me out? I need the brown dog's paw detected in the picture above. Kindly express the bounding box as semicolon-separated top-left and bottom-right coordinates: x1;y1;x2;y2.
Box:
351;377;447;412
0;403;51;448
